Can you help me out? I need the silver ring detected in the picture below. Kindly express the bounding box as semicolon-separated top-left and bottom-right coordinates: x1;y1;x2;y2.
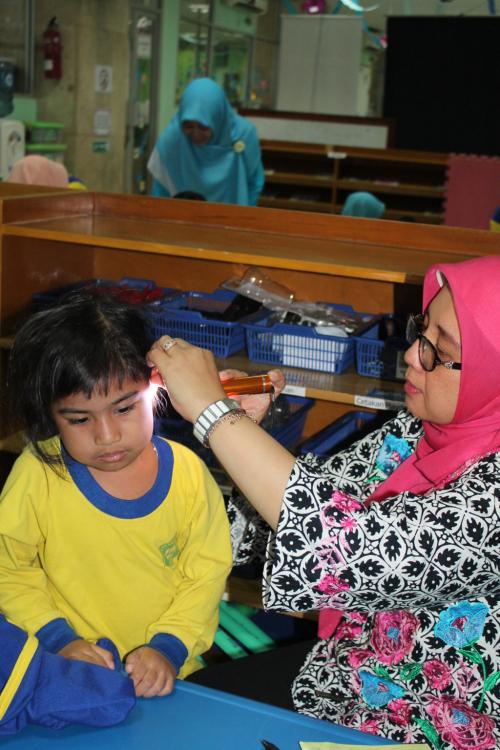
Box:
162;339;178;352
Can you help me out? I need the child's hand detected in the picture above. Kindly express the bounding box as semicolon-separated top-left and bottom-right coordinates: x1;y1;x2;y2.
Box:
124;646;176;697
58;639;115;669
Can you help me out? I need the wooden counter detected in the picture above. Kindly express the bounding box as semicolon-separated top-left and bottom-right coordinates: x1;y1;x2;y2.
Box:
2;191;500;442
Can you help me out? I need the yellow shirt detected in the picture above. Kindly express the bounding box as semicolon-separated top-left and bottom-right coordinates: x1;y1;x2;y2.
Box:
0;436;232;677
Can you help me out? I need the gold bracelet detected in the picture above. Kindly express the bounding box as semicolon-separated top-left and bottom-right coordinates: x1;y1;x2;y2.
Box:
205;410;256;446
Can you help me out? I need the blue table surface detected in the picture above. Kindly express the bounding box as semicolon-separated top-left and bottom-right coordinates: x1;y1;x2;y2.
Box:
4;681;396;750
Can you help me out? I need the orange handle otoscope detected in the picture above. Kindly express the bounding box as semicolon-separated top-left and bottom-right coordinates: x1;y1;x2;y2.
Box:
222;374;273;396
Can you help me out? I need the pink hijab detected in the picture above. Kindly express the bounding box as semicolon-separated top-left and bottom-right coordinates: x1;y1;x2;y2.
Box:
319;255;500;638
8;156;68;188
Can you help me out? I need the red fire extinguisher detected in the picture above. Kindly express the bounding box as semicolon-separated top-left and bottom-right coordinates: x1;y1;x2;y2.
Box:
43;17;62;80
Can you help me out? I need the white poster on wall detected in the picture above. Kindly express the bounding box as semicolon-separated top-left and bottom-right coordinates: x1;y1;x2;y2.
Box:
277;16;363;116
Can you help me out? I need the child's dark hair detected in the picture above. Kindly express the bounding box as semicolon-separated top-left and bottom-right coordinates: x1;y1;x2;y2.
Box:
8;289;153;466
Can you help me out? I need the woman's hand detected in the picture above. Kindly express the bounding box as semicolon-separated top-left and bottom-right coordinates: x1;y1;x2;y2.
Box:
148;337;285;424
219;368;285;424
148;336;226;422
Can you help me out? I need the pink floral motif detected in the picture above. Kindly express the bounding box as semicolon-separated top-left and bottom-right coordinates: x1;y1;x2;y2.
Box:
423;659;453;690
388;698;412;726
341;517;358;531
427;697;496;750
330;490;363;514
317;573;350;595
334;620;363;641
370;610;419;665
359;719;380;735
347;648;372;668
348;611;368;624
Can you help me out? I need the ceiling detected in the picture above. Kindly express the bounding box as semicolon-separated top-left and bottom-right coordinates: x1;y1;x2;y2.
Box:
346;0;496;32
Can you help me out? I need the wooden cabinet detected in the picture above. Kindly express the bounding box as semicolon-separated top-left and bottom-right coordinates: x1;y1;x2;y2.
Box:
259;140;449;225
2;191;500;453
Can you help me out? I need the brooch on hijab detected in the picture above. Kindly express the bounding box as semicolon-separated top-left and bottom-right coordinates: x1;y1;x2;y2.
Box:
233;140;245;153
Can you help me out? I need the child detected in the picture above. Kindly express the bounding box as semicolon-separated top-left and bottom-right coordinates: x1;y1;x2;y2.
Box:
0;614;135;735
0;290;232;698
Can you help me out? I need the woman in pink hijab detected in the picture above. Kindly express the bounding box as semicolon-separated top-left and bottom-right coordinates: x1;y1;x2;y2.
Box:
148;256;500;750
8;155;68;188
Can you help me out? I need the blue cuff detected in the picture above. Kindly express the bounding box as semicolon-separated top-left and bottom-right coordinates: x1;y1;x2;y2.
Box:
36;618;81;653
149;633;188;674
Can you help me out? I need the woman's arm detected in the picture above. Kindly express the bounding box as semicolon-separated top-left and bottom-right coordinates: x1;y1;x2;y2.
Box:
264;442;500;614
243;126;264;206
148;339;294;529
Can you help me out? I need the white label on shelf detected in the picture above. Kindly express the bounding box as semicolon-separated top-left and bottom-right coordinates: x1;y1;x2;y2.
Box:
283;384;307;397
354;395;404;411
327;151;347;159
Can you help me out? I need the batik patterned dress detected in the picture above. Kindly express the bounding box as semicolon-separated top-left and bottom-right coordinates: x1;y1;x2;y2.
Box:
229;410;500;750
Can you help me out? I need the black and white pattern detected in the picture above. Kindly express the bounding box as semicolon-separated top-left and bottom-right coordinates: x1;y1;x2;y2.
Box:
229;411;500;750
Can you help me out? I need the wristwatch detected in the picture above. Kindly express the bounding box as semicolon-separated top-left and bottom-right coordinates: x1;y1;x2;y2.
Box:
193;398;242;447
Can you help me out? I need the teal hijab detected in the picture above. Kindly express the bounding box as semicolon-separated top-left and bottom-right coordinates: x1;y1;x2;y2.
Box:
342;191;385;218
148;78;263;206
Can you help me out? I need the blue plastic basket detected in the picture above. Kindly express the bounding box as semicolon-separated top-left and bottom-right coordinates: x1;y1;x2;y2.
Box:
269;395;314;449
355;317;408;380
32;277;181;309
244;305;377;374
299;410;378;457
151;289;253;358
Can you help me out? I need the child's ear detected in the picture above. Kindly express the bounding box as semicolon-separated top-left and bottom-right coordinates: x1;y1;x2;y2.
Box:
149;366;165;389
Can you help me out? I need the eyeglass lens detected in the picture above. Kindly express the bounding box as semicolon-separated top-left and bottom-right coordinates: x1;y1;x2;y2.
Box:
406;315;436;372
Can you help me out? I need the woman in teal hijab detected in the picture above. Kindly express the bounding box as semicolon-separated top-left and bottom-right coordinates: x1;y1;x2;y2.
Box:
341;191;385;218
148;78;264;206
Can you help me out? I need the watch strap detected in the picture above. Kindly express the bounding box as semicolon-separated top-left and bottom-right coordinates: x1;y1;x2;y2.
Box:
193;398;242;447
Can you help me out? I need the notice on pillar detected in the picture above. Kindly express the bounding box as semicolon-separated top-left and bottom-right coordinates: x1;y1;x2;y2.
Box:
95;65;113;94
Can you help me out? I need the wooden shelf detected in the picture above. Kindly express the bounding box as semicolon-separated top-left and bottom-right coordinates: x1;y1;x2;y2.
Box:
335;179;445;199
259;197;333;213
264;171;332;187
259;140;449;224
217;354;404;409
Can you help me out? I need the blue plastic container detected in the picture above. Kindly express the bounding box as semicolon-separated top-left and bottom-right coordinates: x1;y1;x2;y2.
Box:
299;410;378;457
151;289;256;358
32;277;180;309
244;304;377;374
355;316;408;380
269;395;314;449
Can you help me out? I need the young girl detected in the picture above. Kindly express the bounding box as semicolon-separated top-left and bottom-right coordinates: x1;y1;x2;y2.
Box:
0;290;232;698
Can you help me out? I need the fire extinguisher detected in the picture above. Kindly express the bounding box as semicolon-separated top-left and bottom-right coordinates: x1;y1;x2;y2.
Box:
43;17;62;80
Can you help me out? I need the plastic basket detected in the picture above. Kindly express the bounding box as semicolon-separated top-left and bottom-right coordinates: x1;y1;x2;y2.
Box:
355;316;408;381
299;410;379;457
32;277;181;310
244;305;377;374
24;120;64;144
268;395;315;449
151;289;253;358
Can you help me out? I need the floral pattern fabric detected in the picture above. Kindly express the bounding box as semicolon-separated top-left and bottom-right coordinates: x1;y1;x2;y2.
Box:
230;410;500;750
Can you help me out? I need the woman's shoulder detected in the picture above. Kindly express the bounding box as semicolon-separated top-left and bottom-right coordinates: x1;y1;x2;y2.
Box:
232;113;258;143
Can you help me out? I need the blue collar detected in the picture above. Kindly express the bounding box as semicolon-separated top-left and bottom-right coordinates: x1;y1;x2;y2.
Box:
63;435;173;519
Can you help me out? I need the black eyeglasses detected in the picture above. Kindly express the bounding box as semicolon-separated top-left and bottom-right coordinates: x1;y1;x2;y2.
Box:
406;314;462;373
